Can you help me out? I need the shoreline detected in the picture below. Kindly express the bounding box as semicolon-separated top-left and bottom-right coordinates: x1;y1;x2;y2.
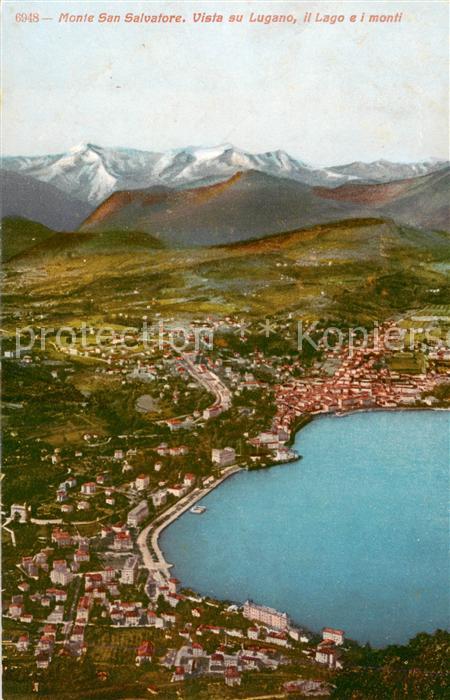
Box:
139;405;450;644
137;464;243;581
288;403;449;440
140;405;449;583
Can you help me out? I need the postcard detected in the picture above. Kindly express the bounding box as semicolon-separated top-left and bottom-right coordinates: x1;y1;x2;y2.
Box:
1;1;449;697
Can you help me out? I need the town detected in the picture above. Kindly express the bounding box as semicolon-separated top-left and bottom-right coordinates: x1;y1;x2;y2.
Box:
2;308;449;697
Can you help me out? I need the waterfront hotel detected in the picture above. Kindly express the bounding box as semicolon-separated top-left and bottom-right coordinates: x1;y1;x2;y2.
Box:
243;600;289;631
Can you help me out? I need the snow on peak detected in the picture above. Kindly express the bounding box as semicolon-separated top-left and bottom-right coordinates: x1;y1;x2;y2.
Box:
3;142;447;205
183;143;235;161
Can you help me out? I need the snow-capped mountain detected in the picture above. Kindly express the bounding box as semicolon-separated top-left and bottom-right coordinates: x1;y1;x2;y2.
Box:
1;144;163;206
2;143;447;206
328;158;447;182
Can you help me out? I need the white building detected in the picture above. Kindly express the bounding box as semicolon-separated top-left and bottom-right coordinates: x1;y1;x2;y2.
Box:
322;627;345;646
315;644;338;668
10;503;28;523
151;489;167;508
120;556;140;585
135;474;150;491
50;565;73;587
243;600;289;631
211;447;236;467
127;500;149;527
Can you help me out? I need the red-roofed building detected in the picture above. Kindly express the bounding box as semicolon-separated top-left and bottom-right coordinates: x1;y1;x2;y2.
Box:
224;666;241;687
322;627;344;646
183;473;196;487
191;642;203;657
315;641;338;668
135;474;150;491
135;641;155;665
168;577;180;594
172;667;185;682
74;549;90;563
51;529;72;547
17;634;29;652
113;531;133;551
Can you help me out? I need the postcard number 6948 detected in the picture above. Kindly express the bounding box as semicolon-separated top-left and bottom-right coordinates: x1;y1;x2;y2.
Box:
15;12;40;22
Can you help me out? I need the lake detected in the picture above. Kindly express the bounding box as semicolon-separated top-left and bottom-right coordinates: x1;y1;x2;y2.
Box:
160;410;450;646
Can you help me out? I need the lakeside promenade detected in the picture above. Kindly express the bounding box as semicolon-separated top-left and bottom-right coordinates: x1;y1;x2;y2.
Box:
137;464;242;582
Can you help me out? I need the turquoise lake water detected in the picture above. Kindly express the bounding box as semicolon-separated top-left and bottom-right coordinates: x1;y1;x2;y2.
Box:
160;411;450;646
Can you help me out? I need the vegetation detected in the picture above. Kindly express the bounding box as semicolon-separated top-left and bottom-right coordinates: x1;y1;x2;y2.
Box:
332;630;450;699
3;218;449;322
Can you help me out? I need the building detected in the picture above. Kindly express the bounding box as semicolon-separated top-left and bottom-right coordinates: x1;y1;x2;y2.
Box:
168;577;180;594
124;609;140;626
113;531;133;551
267;631;288;646
243;600;289;631
224;667;241;687
50;563;73;586
36;654;50;670
135;474;150;491
10;503;28;523
166;417;193;431
203;405;223;420
151;489;167;508
76;596;91;621
135;641;154;665
183;473;196;488
191;642;204;657
51;529;72;548
74;549;90;563
17;634;29;652
169;445;189;456
121;556;140;585
81;482;97;496
284;680;331;695
9;600;24;618
172;667;185;682
315;642;338;669
167;484;188;499
47;605;64;624
127;500;149;527
20;613;33;624
322;627;345;646
211;447;236;467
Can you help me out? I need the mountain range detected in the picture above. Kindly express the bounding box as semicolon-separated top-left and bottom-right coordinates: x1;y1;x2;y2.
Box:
2;142;447;204
81;168;449;246
1;143;448;241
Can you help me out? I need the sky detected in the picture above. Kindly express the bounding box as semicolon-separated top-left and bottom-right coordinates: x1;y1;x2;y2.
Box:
2;0;449;164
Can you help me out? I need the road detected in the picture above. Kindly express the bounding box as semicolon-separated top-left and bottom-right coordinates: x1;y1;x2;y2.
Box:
2;517;16;546
137;465;242;586
63;575;83;641
182;353;232;412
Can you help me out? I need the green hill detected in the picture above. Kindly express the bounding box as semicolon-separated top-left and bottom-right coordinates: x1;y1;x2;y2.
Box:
3;217;449;322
